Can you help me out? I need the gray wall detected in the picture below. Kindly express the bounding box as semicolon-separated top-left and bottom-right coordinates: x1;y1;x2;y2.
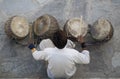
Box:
0;0;120;78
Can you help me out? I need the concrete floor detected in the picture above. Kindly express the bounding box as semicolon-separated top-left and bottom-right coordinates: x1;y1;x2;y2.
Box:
0;0;120;78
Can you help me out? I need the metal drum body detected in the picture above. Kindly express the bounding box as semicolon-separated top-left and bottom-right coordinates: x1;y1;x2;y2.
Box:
5;16;29;40
90;18;114;42
64;18;88;40
33;14;59;39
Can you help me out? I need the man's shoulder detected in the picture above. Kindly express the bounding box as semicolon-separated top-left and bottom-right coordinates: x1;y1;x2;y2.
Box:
44;47;78;52
44;47;54;50
64;48;79;53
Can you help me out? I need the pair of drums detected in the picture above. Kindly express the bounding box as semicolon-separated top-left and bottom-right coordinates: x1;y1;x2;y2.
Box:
4;14;59;45
64;18;114;42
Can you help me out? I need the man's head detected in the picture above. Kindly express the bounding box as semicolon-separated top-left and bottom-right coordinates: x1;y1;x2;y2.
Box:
52;30;67;49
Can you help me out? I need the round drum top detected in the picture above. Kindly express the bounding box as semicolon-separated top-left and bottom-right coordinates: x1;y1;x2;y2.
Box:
34;15;50;36
67;18;88;38
91;18;111;40
33;14;59;37
11;16;29;38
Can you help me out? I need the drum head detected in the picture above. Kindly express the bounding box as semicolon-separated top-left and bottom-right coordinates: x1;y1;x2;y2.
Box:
34;15;50;36
33;14;59;39
11;16;29;38
90;18;113;41
65;18;88;38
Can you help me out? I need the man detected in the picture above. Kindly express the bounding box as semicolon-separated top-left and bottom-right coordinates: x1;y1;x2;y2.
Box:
28;30;90;79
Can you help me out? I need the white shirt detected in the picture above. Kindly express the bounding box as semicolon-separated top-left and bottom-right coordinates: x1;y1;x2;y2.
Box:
32;47;90;78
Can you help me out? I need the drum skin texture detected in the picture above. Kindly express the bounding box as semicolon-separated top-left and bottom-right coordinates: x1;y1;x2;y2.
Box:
64;18;88;38
90;18;114;41
33;14;59;39
4;16;29;40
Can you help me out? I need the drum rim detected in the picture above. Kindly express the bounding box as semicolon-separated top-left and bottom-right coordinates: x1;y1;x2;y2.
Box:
33;14;51;36
90;19;114;42
64;18;88;38
10;16;29;38
4;16;30;40
33;14;59;39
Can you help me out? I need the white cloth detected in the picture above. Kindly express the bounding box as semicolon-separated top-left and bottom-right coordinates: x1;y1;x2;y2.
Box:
32;47;90;79
39;39;75;50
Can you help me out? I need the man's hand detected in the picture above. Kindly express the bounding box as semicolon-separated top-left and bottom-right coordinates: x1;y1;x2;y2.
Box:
77;36;85;43
28;43;36;53
77;36;86;50
28;43;35;49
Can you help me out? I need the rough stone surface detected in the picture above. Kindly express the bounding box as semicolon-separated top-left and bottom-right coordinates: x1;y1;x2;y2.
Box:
0;0;120;78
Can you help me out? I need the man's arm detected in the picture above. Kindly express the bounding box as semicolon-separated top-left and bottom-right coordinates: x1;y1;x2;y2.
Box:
28;44;46;60
39;39;55;50
65;39;76;48
77;36;87;50
74;36;90;64
73;50;90;64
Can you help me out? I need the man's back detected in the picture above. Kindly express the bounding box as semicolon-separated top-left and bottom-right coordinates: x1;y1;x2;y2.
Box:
32;47;90;78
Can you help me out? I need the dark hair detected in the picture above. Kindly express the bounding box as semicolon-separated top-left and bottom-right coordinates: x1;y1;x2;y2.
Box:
52;30;67;49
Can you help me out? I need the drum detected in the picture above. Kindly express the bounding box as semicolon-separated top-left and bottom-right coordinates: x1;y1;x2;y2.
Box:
4;16;30;40
90;18;114;41
64;18;88;40
33;14;59;39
